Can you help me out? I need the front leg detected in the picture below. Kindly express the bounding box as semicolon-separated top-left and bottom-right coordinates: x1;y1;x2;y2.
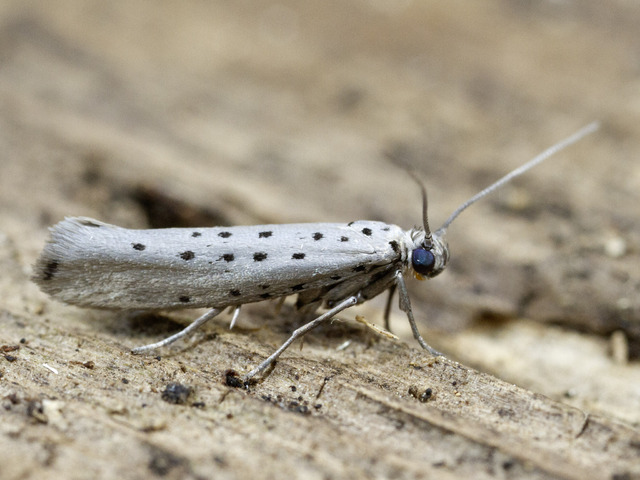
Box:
395;271;442;356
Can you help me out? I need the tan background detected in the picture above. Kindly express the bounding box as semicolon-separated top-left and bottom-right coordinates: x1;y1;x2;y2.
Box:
1;1;639;479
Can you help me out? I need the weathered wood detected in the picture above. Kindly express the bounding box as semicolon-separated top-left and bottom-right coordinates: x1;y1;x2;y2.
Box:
1;1;639;479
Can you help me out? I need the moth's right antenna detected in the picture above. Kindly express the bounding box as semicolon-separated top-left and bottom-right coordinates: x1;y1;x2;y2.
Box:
437;121;600;233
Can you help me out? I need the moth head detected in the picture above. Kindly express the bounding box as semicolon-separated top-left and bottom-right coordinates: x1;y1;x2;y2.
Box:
410;230;449;280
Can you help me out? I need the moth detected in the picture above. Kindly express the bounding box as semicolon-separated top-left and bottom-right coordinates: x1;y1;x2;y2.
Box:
33;122;598;380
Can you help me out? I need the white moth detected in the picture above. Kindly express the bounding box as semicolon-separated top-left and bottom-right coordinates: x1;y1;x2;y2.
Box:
33;122;598;381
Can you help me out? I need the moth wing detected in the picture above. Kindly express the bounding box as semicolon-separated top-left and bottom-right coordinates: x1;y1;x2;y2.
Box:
33;218;407;310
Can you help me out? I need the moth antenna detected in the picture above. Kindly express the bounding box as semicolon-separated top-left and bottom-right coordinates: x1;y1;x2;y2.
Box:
437;121;599;233
387;152;434;242
402;171;433;242
416;178;431;242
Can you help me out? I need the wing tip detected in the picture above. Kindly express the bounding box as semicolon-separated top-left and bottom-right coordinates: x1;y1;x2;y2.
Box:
32;216;108;289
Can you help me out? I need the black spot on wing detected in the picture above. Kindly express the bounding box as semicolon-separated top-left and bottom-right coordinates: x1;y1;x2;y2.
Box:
329;275;341;281
218;231;232;238
253;252;268;262
313;232;323;241
179;295;190;303
78;219;102;227
353;265;366;272
179;251;195;261
382;227;390;231
361;228;372;236
292;253;306;260
220;253;234;262
191;232;202;237
132;243;146;251
260;293;272;299
229;289;241;297
42;261;59;280
340;236;349;242
347;221;355;226
259;231;273;238
389;240;400;254
260;284;270;290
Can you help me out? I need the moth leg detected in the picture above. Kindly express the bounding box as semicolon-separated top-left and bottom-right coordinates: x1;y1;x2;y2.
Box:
229;306;241;330
131;307;223;354
244;295;358;381
383;283;397;332
394;271;442;356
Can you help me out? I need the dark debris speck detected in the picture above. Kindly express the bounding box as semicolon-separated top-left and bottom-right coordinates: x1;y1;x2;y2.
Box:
161;383;193;404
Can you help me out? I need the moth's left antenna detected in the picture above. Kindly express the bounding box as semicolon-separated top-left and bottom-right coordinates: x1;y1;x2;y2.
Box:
415;175;433;244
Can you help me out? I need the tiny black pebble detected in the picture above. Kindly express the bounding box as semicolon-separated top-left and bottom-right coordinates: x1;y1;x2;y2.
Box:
179;250;195;261
132;243;146;251
121;378;129;384
253;252;268;262
410;386;434;403
292;253;306;260
161;382;193;404
313;232;323;241
225;370;244;388
259;231;273;238
340;236;349;242
191;232;202;237
361;228;372;236
420;388;433;403
179;295;191;303
218;231;232;238
288;402;310;415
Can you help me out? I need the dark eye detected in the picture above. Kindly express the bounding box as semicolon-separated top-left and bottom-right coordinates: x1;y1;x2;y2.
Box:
412;248;435;275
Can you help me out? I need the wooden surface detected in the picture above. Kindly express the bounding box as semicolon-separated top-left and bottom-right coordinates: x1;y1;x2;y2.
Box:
1;1;639;479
